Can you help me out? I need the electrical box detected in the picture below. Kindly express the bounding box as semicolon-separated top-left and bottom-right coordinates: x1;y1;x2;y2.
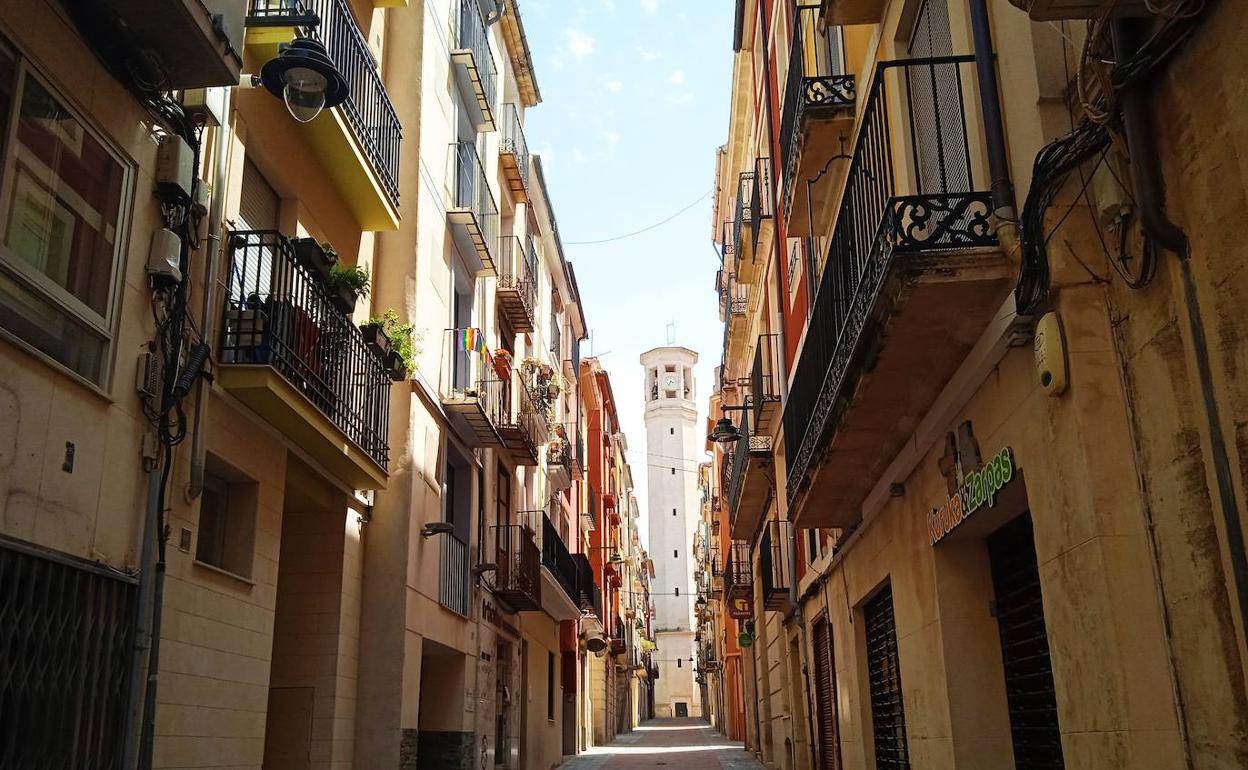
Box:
136;350;159;401
147;228;183;286
1034;312;1069;396
156;135;194;204
183;86;228;127
1006;0;1149;19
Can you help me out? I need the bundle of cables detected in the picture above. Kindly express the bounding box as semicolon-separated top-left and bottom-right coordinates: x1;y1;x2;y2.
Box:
1014;0;1210;314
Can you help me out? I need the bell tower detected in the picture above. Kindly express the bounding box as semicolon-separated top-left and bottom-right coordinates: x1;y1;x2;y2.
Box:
640;346;702;718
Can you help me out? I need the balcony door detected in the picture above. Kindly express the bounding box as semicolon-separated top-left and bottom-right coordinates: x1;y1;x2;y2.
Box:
907;0;970;194
234;159;279;299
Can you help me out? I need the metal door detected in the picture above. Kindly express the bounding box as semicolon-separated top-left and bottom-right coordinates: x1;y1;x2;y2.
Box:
907;0;971;194
988;514;1065;768
813;617;841;769
864;584;909;769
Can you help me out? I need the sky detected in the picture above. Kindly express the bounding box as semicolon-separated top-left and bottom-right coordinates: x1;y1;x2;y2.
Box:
519;1;735;546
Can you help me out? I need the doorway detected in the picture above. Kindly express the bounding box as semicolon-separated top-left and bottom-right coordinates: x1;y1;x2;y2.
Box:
907;0;971;195
675;702;689;718
987;514;1064;767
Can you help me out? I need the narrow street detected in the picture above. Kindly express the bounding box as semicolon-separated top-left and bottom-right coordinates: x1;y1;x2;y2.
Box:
559;719;764;769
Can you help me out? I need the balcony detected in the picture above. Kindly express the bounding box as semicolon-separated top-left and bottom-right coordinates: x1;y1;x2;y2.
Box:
540;514;582;621
449;142;498;276
439;533;470;616
548;427;573;491
441;330;506;450
823;0;886;26
244;0;401;230
751;157;775;259
492;522;542;611
497;237;537;332
97;0;242;90
733;171;757;282
574;553;604;632
725;540;752;597
783;56;1009;529
499;380;547;466
604;492;620;527
760;519;792;612
727;409;773;540
450;0;498;131
498;104;531;203
781;5;856;235
218;231;390;490
751;334;782;434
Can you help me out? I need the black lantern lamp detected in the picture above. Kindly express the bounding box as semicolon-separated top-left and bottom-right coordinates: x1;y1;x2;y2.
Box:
695;595;708;613
707;415;741;444
260;38;349;123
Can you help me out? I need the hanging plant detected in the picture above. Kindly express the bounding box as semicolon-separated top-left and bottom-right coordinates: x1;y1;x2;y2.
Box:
327;263;370;314
365;308;419;379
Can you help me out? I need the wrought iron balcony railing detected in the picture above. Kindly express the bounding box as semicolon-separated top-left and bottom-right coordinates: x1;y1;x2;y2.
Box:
221;230;391;469
780;4;855;214
751;156;774;256
245;0;401;206
725;540;752;594
750;333;782;433
451;0;498;129
493;521;541;610
440;532;470;616
760;519;792;611
453;139;499;247
733;171;755;265
499;102;530;199
783;55;995;505
542;513;579;604
573;553;603;621
497;236;537;331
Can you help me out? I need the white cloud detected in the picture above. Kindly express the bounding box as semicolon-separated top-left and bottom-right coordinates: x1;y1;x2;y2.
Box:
601;0;616;9
666;69;685;85
636;46;663;62
604;130;621;149
572;147;589;163
563;28;597;62
665;93;694;105
598;73;624;93
641;0;658;12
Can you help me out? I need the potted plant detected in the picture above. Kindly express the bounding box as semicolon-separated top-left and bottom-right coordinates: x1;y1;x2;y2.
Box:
385;349;407;381
493;348;513;379
291;238;337;281
327;263;370;314
368;308;417;382
360;317;391;359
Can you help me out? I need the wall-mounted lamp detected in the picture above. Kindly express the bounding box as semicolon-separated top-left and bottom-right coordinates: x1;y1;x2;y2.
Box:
245;38;349;124
422;521;456;538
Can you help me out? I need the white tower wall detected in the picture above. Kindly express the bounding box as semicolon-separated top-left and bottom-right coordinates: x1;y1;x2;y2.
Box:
640;346;702;719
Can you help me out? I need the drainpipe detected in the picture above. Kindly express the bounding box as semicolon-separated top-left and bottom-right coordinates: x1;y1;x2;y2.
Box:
1111;19;1248;720
968;0;1019;257
187;91;234;500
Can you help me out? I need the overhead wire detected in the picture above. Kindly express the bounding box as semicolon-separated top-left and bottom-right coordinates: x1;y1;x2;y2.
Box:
563;188;713;245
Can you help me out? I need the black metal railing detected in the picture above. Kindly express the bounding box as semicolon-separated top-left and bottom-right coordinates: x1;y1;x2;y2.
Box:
498;236;537;321
573;553;603;620
728;275;748;316
727;408;751;520
221;231;391;468
451;0;497;113
245;0;401;206
493;522;541;605
726;540;752;593
780;4;854;213
500;103;530;189
721;220;735;268
760;519;791;609
0;540;137;769
734;171;755;262
548;430;572;477
453;141;498;254
751;333;782;428
587;484;598;529
751;157;774;255
783;55;995;504
542;513;579;603
440;533;470;615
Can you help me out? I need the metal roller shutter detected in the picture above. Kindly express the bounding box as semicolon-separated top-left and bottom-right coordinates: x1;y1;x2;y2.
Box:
865;584;909;769
988;514;1065;768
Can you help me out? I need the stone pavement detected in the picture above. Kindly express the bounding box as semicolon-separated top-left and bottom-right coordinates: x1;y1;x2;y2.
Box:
557;718;764;769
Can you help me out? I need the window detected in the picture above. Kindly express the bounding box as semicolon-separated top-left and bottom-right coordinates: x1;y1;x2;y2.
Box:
671;468;676;475
196;466;258;578
547;652;555;721
673;508;677;517
670;428;674;435
673;549;678;558
0;41;132;384
676;658;681;669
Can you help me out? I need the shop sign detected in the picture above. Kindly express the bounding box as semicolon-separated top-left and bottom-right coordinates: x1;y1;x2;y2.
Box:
727;594;753;620
738;632;753;648
928;446;1016;546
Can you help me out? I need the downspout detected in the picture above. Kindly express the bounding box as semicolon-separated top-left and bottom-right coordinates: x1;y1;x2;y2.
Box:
1111;18;1248;745
187;91;233;500
967;0;1019;258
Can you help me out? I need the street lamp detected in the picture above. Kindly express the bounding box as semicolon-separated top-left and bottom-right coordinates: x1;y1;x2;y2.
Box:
257;39;349;123
695;595;708;613
707;404;749;444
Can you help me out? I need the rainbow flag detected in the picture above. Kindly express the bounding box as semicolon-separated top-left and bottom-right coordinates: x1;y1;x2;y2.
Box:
457;328;491;363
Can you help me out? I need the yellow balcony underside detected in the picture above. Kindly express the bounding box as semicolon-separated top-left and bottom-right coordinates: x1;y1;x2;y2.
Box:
219;365;388;491
244;28;400;231
374;0;409;6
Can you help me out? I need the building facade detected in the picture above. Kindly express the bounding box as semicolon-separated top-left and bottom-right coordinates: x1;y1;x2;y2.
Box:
705;0;1248;769
0;1;650;769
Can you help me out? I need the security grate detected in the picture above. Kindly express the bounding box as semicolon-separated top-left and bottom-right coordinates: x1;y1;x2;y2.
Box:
988;514;1065;769
813;618;841;770
0;539;137;769
864;584;909;769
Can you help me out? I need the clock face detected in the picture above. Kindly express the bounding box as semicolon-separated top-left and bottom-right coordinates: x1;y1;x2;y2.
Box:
664;375;677;389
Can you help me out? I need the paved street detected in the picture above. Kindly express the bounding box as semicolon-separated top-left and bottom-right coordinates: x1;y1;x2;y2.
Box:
558;719;764;769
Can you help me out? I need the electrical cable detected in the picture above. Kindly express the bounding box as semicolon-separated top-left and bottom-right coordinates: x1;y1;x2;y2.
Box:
563;188;713;245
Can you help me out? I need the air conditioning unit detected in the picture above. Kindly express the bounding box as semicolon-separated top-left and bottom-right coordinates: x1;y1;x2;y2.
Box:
1006;0;1150;19
95;0;245;89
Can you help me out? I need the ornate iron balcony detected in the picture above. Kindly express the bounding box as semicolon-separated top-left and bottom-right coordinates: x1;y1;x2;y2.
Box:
760;519;792;611
493;521;542;610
